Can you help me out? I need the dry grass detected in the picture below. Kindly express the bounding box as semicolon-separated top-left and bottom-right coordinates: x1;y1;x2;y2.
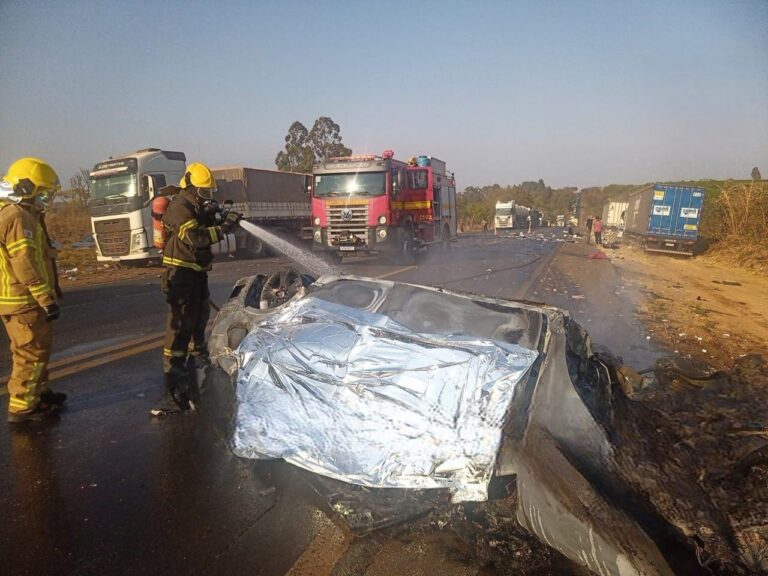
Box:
56;248;97;273
703;242;768;274
46;203;91;245
702;181;768;272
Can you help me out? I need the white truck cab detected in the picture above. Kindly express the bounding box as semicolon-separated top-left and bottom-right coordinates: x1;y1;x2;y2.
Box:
89;148;186;262
494;200;516;233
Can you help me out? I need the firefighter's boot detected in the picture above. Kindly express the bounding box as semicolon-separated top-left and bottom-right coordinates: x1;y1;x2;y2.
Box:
7;401;59;423
150;369;193;416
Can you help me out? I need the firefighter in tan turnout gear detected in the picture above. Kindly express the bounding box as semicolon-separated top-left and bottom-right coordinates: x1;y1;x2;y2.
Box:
154;162;240;414
0;158;66;423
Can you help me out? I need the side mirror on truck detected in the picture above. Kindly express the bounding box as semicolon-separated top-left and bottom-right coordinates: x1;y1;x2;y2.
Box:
392;170;402;197
304;175;313;197
141;175;153;199
141;174;157;206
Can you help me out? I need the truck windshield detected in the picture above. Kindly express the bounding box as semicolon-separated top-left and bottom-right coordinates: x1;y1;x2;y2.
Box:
314;172;386;197
496;208;513;216
90;173;138;200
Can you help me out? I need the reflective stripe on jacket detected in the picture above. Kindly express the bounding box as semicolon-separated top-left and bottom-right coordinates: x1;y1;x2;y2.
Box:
161;189;222;272
0;201;57;314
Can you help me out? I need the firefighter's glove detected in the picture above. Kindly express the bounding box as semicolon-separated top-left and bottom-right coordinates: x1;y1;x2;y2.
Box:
219;211;243;234
44;303;61;322
202;199;220;216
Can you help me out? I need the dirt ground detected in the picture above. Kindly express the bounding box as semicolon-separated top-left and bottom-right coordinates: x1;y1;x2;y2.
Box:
56;248;163;288
607;240;768;371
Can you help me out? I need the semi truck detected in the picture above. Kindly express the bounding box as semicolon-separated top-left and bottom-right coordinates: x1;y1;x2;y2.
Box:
88;148;311;262
601;201;629;228
624;184;705;255
494;201;516;233
310;151;457;258
89;148;187;262
494;201;532;233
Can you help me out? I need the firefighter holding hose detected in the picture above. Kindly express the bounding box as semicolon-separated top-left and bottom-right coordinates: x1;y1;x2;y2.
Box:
153;162;240;415
0;158;66;422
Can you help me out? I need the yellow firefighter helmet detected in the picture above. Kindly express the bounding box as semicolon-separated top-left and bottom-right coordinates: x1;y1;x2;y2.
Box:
179;162;216;199
2;157;60;202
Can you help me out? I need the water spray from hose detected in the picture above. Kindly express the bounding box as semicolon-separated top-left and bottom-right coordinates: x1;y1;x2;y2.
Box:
238;220;340;278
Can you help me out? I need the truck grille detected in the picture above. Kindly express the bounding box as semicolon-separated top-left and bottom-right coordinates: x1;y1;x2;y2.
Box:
94;218;131;256
326;205;369;244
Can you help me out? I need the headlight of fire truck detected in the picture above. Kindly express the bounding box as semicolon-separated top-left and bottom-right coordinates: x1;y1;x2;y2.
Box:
377;229;387;239
130;230;146;253
313;230;321;242
378;215;387;225
313;217;321;226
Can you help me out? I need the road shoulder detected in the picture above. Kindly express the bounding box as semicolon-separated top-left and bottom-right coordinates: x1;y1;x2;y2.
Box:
611;243;768;370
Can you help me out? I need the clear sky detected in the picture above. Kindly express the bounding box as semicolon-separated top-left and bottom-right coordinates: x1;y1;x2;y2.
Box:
1;0;766;189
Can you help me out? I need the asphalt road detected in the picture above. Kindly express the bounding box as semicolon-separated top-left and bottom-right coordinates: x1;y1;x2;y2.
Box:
0;230;660;576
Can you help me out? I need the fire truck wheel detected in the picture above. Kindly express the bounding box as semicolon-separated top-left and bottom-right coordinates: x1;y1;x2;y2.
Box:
441;225;451;251
396;232;415;264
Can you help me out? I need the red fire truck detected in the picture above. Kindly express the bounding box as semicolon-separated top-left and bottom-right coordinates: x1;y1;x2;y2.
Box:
311;151;457;258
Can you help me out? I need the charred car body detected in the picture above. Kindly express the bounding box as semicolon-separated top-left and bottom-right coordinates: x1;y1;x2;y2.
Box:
207;271;767;576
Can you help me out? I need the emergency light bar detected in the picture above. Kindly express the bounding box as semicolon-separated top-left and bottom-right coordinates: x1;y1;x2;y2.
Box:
328;155;378;162
327;151;396;162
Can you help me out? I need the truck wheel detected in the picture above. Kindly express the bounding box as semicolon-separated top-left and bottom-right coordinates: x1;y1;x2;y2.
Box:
441;225;451;251
397;230;416;264
247;235;267;258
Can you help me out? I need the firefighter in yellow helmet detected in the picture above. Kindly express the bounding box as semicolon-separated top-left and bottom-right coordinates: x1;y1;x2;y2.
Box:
0;157;66;422
153;162;241;414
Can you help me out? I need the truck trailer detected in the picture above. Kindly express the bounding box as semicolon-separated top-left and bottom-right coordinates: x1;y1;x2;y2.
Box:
624;184;705;255
601;201;629;229
212;167;311;257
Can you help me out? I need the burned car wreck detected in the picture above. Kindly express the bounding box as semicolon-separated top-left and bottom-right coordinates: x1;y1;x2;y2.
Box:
208;269;768;576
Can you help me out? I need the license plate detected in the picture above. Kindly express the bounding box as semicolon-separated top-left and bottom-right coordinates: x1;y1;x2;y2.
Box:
665;242;675;247
339;246;355;251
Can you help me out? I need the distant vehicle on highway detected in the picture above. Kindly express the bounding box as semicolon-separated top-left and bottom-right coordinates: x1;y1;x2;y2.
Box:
71;234;95;249
624;184;704;255
601;201;628;229
494;201;532;233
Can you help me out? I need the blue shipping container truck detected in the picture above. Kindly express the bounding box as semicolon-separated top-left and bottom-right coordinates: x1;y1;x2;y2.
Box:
624;184;705;255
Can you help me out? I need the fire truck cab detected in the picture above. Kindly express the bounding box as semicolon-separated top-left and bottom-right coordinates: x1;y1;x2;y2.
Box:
311;151;457;258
